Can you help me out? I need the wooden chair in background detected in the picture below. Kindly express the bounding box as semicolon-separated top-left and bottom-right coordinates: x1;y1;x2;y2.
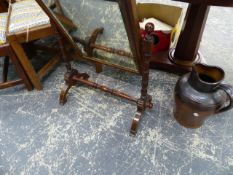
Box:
0;12;32;90
1;0;80;91
0;44;33;90
4;0;71;90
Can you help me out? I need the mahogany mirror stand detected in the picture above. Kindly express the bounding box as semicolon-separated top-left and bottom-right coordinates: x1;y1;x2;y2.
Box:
35;0;154;135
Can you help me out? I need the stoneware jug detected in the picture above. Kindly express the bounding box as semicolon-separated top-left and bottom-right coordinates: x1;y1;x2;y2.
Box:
174;63;233;128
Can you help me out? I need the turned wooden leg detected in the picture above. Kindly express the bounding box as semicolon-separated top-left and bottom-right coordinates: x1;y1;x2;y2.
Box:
3;56;9;82
84;28;104;73
59;70;78;105
130;111;142;135
95;63;103;73
130;38;153;136
59;83;73;105
59;69;89;105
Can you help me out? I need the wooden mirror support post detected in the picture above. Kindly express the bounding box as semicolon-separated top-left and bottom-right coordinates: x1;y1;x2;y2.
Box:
103;0;154;135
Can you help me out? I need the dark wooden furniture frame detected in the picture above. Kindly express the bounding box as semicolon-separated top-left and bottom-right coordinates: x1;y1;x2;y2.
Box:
6;25;60;90
4;0;72;90
0;2;33;90
0;43;33;90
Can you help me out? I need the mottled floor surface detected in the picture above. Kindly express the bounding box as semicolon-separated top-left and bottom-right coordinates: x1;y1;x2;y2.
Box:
1;6;233;175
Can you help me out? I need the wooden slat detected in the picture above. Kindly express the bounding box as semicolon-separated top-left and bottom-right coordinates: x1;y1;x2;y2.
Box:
0;79;23;89
7;24;56;43
38;55;60;79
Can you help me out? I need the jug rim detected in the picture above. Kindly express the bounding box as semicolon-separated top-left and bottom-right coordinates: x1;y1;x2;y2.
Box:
193;63;225;86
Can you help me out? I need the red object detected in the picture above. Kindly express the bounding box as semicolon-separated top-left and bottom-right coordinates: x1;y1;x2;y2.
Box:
140;29;170;54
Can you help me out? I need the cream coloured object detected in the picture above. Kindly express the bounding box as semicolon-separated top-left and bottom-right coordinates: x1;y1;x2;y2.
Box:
139;18;173;33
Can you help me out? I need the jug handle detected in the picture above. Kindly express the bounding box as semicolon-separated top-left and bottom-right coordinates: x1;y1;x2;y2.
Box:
217;84;233;113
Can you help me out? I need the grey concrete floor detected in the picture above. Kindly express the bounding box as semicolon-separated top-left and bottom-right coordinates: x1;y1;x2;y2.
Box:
0;3;233;175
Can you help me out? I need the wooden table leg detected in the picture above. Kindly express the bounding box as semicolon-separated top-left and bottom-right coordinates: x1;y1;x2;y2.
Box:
169;4;210;67
150;3;210;74
9;38;43;90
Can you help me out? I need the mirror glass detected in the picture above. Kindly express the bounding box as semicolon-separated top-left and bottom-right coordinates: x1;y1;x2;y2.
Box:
43;0;139;72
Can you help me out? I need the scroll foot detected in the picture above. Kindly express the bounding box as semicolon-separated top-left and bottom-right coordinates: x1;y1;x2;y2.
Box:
59;68;90;105
130;112;142;136
147;95;153;109
59;83;72;105
130;94;153;136
59;69;79;105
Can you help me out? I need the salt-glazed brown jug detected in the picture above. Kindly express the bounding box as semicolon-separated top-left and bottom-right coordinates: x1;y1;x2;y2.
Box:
174;63;233;128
